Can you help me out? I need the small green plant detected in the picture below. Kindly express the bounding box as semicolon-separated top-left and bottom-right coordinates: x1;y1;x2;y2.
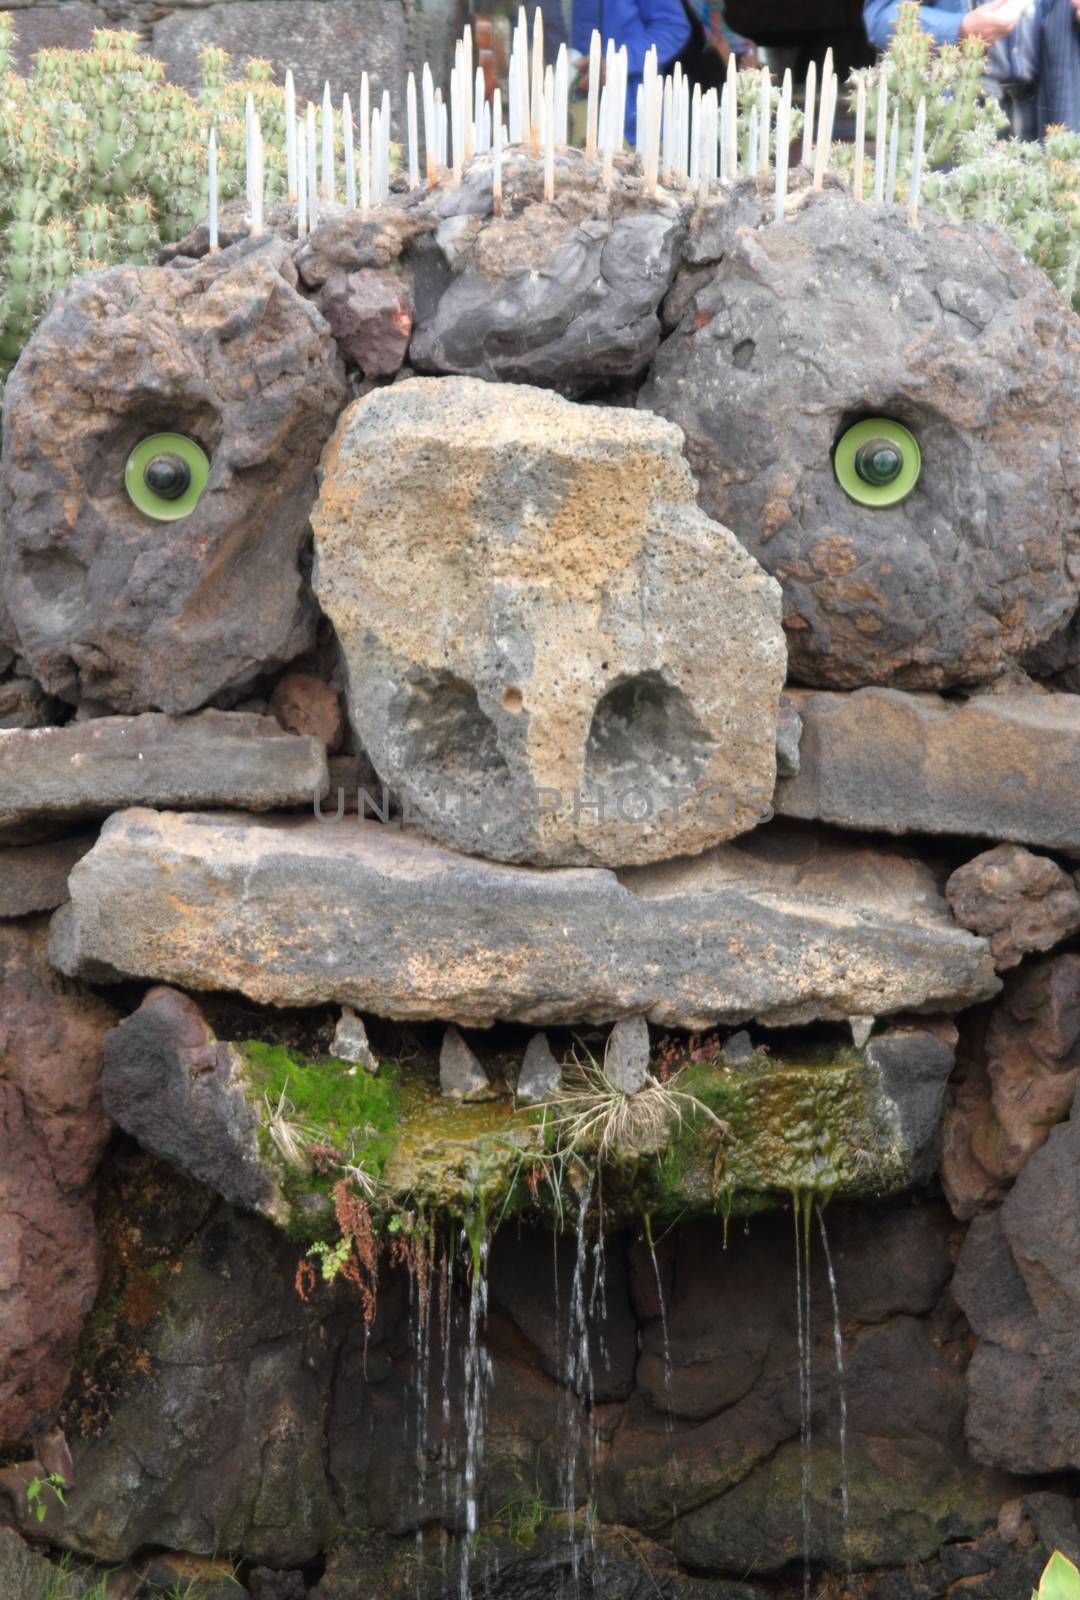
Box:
1034;1551;1080;1600
542;1046;729;1163
25;1469;66;1523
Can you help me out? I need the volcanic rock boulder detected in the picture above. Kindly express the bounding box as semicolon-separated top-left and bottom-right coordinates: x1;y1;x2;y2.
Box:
48;809;1000;1028
312;378;785;867
0;920;118;1449
641;195;1080;689
947;844;1080;970
954;1078;1080;1474
0;237;348;714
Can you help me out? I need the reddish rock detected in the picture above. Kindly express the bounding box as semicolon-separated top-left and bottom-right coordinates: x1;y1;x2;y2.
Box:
0;920;119;1449
947;844;1080;970
943;954;1080;1219
319;271;412;376
269;672;344;753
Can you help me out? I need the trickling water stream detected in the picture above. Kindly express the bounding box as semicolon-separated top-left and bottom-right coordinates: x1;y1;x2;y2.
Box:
561;1174;596;1583
793;1191;814;1600
459;1228;493;1600
818;1202;851;1579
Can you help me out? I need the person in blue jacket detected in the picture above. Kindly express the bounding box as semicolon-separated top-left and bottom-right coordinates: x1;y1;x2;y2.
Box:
863;0;1023;48
571;0;691;141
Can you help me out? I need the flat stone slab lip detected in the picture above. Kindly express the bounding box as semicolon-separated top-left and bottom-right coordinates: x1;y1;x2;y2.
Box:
49;808;1000;1029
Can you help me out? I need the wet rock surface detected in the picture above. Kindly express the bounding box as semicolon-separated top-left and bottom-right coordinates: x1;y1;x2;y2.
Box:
0;919;118;1449
0;240;348;714
642;196;1080;689
0;712;327;840
774;688;1080;852
313;378;785;866
48;810;999;1028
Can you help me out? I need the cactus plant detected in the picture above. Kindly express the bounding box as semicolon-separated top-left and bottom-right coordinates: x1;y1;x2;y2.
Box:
0;25;313;388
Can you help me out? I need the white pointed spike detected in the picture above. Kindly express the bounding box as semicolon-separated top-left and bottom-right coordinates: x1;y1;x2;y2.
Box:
361;72;371;209
407;72;419;186
380;89;390;199
886;107;899;202
321;81;334;203
493;86;503;213
909;95;926;226
801;60;816;166
812;71;835;189
555;43;568;145
482;99;491;153
343;93;357;206
773;82;789;222
450;63;462;181
437;92;448;167
422;63;437;184
245;93;254;210
723;52;737;181
747;103;758;180
296;117;308;236
250;117;264;235
284;71;297;202
543;64;555;200
853;76;866;201
874;63;888;203
758;66;770;174
530;6;544;155
462;24;474;161
635;83;643;157
585;29;601;158
474;65;486;154
689;81;701;185
305;102;318;231
518;17;530;145
508;47;521;144
207;127;219;250
718;82;726;177
616;46;628;153
371;106;382;202
678;73;690;178
662;74;673;179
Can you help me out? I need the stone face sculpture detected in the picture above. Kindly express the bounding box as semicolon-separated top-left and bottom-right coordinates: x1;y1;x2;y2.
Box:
643;195;1080;690
312;377;786;867
0;238;348;715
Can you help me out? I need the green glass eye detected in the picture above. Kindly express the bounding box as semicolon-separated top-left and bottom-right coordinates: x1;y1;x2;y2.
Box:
124;433;210;521
834;418;921;508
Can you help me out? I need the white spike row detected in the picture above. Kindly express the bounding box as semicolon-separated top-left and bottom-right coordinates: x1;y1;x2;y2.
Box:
305;102;318;231
422;66;437;183
853;76;866;201
801;60;816;167
602;47;626;182
679;69;691;179
463;25;474;161
555;43;568;145
773;73;790;221
296;116;308;236
909;95;926;225
758;67;770;175
407;72;419;186
474;66;486;154
812;71;836;189
517;8;530;147
885;107;899;202
747;104;758;179
689;81;701;185
642;48;659;195
493;87;503;212
718;82;727;178
598;85;609;164
450;63;462;181
699;86;717;201
285;71;297;202
662;74;673;180
321;82;334;203
207;127;218;250
723;53;737;181
361;72;371;209
437;90;448;167
874;63;888;203
343;92;357;206
543;65;555;200
530;6;544;155
585;28;601;158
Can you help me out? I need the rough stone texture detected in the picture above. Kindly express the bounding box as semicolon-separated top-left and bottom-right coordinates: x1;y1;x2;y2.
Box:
946;844;1080;970
0;919;118;1449
5;4;99;74
954;1077;1080;1474
641;195;1080;689
0;834;95;917
867;1025;957;1187
943;954;1080;1219
102;987;284;1222
0;1527;54;1600
438;1026;493;1101
0;675;56;730
1026;608;1080;692
49;810;1001;1028
0;712;327;838
516;1033;562;1106
269;672;344;753
313;378;785;867
0;239;348;714
605;1015;650;1094
775;695;802;778
152;0;407;114
410;155;686;392
331;1008;378;1073
320;271;412;375
774;688;1080;854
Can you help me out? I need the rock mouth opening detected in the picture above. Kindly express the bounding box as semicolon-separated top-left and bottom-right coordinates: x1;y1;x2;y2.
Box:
394;669;510;789
583;671;713;798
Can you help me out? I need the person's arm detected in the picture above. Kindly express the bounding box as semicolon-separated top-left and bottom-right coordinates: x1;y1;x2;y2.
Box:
862;0;964;48
603;0;691;76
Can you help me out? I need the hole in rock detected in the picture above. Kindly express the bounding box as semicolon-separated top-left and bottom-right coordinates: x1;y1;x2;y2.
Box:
396;669;510;787
583;671;712;803
501;686;523;714
732;337;756;369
